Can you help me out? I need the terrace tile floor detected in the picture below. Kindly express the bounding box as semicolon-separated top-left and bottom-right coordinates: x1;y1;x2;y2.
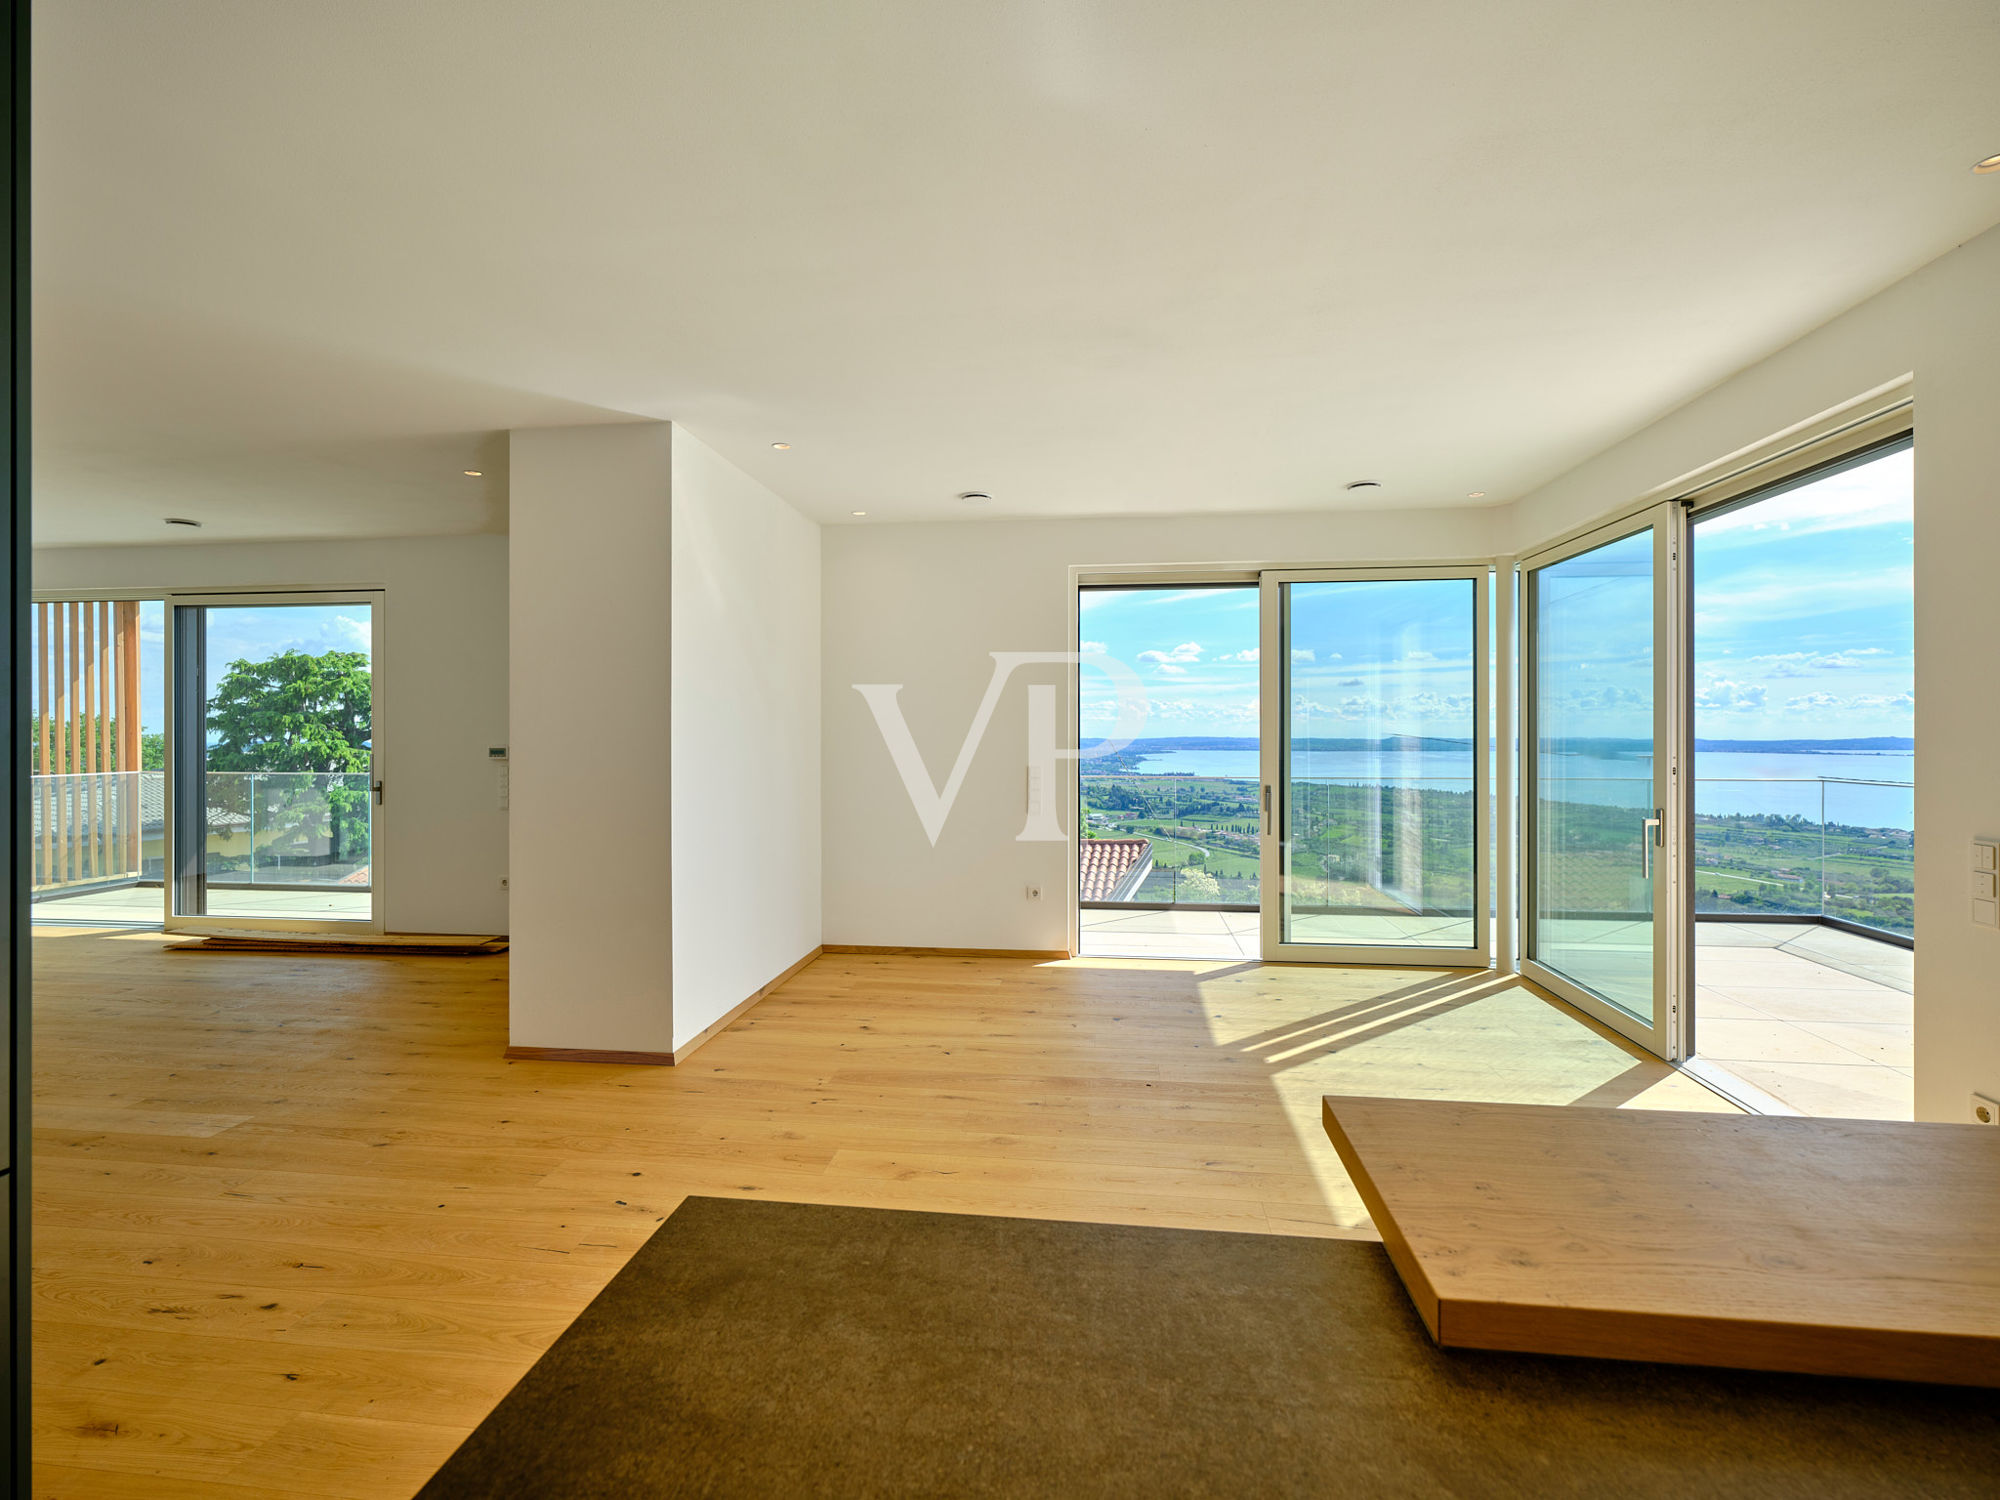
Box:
31;883;373;924
1077;910;1913;1120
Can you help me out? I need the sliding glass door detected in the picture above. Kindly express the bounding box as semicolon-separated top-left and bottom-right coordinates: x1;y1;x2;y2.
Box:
167;593;382;933
1259;568;1490;966
1519;505;1685;1055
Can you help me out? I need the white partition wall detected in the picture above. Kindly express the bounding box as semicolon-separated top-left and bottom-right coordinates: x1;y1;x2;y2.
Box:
509;423;677;1057
510;421;823;1060
668;431;821;1052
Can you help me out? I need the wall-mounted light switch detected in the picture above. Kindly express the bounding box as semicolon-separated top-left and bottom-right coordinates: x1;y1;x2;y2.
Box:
1972;842;2000;927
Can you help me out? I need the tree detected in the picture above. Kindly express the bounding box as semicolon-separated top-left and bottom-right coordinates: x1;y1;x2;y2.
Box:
205;650;373;870
1177;867;1220;901
206;650;371;773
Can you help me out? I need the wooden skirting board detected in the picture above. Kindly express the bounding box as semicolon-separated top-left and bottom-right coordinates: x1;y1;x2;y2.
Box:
504;946;825;1068
1321;1094;2000;1387
170;932;508;957
821;944;1072;960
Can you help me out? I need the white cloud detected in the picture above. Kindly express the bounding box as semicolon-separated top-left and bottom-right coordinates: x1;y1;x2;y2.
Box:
1079;641;1107;655
1137;641;1203;667
1695;679;1768;712
1112;697;1259;728
1753;689;1913;717
1216;647;1260;663
1563;684;1646;711
1697;448;1912;543
1290;648;1320;663
1404;649;1436;663
1152;663;1187;677
1751;648;1888;678
1291;691;1472;723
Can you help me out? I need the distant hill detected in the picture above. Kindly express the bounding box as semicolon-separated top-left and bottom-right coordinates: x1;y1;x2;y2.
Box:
1081;736;1474;752
1080;735;1913;755
1692;737;1912;753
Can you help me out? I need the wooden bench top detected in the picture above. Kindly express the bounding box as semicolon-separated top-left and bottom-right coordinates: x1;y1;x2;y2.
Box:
1321;1094;2000;1385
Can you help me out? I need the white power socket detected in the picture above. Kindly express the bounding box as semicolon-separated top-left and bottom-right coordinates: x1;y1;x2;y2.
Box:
1973;1092;1999;1126
1025;885;1042;901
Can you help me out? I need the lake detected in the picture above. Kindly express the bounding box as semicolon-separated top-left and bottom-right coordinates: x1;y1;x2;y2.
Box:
1085;746;1915;831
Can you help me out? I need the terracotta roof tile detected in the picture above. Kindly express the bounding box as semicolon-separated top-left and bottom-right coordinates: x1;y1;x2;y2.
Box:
1078;837;1152;902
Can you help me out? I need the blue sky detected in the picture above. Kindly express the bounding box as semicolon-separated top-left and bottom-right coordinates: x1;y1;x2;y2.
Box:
1692;445;1912;739
42;602;373;734
1079;585;1261;735
1079;443;1913;743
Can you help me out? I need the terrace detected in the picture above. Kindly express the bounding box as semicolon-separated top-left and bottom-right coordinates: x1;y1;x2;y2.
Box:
30;769;374;924
1079;770;1914;1121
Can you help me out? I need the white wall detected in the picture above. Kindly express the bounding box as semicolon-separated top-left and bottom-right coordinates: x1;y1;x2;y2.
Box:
1504;221;2000;1123
508;423;675;1054
33;535;509;934
821;507;1501;951
669;431;821;1049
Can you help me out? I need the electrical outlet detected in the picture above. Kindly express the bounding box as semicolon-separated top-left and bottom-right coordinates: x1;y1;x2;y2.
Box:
500;876;510;890
1973;1092;1999;1126
1025;884;1042;901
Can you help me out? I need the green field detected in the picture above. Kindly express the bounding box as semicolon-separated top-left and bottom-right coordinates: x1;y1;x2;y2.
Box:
1080;774;1915;937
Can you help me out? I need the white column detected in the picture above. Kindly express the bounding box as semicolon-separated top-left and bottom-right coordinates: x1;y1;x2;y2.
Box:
508;422;674;1056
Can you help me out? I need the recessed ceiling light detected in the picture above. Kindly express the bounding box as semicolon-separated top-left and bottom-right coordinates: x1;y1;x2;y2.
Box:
771;442;792;451
1974;153;2000;174
463;469;483;477
1467;490;1486;499
1344;480;1382;492
851;510;868;517
958;491;992;504
164;516;201;527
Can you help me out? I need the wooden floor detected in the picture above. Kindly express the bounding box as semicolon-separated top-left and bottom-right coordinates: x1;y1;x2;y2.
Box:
31;928;1730;1499
1322;1095;2000;1385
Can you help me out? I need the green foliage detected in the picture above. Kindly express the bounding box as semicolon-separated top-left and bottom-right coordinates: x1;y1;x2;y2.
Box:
200;650;374;872
206;651;372;773
141;733;165;770
1176;867;1221;901
30;715;145;773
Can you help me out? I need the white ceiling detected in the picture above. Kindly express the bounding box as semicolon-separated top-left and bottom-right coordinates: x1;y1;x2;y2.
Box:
34;0;2000;544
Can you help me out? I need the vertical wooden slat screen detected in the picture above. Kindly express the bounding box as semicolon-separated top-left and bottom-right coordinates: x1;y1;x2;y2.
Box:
29;597;152;891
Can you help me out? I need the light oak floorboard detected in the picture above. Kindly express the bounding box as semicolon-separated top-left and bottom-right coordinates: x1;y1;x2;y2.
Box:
34;927;1727;1497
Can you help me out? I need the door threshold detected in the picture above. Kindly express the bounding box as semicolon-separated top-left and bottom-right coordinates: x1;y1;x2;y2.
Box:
1675;1056;1803;1117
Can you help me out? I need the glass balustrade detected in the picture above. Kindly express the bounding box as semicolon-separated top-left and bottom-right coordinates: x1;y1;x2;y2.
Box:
1080;770;1913;941
32;769;373;904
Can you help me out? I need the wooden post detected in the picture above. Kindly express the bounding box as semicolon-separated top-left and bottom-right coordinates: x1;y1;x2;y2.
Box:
82;599;98;877
117;600;140;871
58;602;75;880
96;600;112;876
